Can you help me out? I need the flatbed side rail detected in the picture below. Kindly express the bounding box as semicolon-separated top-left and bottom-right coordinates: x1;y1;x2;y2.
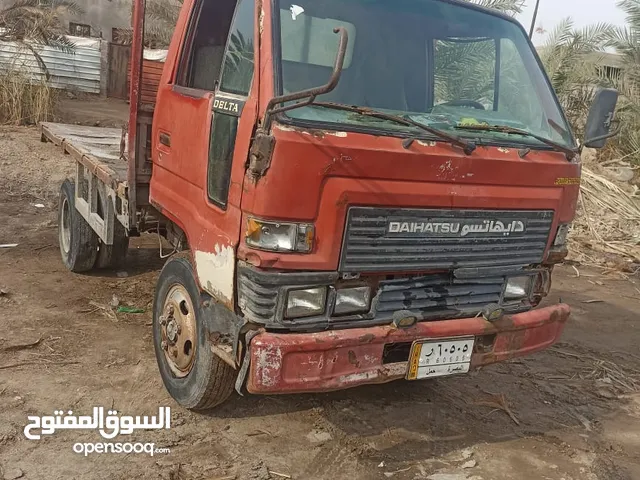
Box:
40;122;130;245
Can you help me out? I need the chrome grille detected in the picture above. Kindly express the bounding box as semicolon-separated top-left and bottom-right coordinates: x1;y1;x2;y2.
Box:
340;207;554;273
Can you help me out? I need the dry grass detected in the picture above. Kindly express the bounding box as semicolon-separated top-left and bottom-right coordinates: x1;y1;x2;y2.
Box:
0;69;58;125
569;158;640;271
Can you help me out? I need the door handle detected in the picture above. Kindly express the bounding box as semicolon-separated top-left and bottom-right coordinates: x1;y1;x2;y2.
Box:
159;132;171;147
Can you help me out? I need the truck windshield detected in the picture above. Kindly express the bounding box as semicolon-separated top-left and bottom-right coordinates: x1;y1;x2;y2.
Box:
274;0;576;149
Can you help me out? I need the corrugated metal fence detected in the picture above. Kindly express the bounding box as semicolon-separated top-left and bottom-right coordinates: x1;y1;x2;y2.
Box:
0;41;102;94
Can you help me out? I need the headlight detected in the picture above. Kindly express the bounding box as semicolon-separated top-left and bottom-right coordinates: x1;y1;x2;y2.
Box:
286;287;326;318
246;217;314;253
504;276;533;301
334;286;372;315
553;223;571;247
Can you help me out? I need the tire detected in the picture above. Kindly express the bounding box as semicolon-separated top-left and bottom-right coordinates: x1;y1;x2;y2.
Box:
95;222;129;269
153;255;236;410
95;187;129;269
58;179;99;273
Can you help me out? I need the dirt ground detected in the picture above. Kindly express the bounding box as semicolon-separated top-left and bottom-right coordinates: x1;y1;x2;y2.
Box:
0;125;639;480
55;97;130;128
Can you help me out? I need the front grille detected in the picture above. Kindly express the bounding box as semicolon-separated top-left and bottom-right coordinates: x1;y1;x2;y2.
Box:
375;274;512;321
236;262;338;326
340;207;554;273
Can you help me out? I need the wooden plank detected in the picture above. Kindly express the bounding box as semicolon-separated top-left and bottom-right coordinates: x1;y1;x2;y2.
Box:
40;122;127;191
138;59;164;107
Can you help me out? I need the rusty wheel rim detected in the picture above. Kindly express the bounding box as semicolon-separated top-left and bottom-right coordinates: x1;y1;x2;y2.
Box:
160;285;197;378
60;197;71;255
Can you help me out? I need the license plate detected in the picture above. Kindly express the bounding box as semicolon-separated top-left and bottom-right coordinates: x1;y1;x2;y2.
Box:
406;337;475;380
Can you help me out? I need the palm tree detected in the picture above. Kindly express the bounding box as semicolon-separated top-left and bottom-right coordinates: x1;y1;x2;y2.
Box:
536;19;615;137
605;0;640;163
0;0;82;74
144;0;182;47
117;0;182;48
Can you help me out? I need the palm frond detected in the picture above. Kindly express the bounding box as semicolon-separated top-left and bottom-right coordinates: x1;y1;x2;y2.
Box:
617;0;640;33
115;0;183;48
467;0;525;16
574;23;616;50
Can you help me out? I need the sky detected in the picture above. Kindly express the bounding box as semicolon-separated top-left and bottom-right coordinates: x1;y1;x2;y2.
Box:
516;0;627;42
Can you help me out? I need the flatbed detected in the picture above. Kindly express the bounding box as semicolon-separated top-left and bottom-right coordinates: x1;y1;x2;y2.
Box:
41;122;132;246
40;122;126;190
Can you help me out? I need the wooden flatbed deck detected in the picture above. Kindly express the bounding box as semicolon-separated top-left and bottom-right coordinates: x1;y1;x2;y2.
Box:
40;122;128;190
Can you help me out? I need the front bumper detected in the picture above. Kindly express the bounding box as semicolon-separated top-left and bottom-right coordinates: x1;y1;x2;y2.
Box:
245;304;570;394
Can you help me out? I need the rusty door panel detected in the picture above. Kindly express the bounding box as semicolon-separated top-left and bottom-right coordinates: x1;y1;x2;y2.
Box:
107;43;131;100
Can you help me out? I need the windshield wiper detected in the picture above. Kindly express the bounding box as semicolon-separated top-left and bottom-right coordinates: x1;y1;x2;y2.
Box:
455;123;578;159
311;101;477;155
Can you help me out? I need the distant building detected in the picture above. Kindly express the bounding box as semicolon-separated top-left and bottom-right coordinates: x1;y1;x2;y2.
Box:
63;0;131;42
589;52;623;81
536;47;623;82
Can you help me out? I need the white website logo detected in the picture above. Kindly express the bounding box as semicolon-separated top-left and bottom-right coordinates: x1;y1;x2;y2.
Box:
24;406;170;440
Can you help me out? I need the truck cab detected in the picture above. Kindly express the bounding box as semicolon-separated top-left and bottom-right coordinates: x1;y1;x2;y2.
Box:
54;0;619;409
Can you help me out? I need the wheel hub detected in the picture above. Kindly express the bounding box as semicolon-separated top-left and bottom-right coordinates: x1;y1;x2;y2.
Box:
60;197;71;254
160;285;197;378
166;319;179;344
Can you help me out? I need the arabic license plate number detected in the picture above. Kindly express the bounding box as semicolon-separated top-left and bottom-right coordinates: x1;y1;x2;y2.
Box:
406;337;474;380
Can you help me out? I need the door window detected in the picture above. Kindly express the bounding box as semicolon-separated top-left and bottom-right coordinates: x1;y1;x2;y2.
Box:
176;0;237;91
207;0;256;207
219;0;256;95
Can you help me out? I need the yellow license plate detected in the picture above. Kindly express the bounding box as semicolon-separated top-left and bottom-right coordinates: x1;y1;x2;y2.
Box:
407;337;475;380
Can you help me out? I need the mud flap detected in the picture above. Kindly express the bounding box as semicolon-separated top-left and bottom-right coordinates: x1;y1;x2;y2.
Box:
200;291;246;369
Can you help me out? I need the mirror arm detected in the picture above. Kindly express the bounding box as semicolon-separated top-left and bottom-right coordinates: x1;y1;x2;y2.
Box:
261;27;349;132
270;95;317;115
581;125;622;152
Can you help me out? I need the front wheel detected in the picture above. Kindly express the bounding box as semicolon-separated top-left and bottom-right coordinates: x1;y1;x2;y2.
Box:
152;255;237;410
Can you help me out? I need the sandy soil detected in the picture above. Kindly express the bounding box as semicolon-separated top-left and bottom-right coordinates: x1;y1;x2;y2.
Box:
0;126;639;480
56;97;130;128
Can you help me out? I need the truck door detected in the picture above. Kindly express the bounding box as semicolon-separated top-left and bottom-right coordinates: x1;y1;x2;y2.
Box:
151;0;256;305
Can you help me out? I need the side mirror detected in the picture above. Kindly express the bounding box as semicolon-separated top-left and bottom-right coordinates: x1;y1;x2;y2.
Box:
583;88;619;149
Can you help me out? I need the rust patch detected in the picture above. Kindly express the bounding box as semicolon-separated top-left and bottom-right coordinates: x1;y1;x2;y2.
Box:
310;129;326;139
248;132;275;179
276;123;327;138
258;1;264;36
358;333;375;344
545;246;569;264
322;154;352;175
348;350;360;368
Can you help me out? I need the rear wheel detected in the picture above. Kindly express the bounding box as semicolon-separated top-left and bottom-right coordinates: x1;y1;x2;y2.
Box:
153;255;236;410
58;179;98;273
95;187;129;269
95;225;129;269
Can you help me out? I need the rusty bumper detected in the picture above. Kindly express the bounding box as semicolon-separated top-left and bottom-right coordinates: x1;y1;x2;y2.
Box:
245;304;571;394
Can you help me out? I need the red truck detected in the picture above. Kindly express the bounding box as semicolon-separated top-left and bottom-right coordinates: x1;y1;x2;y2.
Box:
46;0;619;409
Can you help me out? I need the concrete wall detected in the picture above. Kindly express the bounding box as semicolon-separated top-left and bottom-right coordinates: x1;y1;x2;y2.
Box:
63;0;132;42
